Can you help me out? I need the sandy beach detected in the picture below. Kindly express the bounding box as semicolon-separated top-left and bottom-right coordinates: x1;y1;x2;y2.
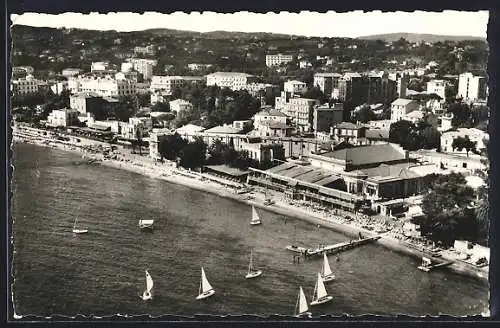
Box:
12;129;489;281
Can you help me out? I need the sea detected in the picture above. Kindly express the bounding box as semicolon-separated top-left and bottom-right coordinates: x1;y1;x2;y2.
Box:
11;142;489;317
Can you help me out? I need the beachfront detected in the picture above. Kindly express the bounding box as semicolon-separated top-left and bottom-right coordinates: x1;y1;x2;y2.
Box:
12;127;489;281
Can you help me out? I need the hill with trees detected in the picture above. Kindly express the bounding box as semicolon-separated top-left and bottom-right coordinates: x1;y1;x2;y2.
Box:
357;33;486;43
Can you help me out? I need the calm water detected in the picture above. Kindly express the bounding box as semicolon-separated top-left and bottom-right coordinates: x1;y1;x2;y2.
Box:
11;143;489;317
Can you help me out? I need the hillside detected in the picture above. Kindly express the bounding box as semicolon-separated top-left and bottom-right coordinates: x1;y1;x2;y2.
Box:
357;33;486;43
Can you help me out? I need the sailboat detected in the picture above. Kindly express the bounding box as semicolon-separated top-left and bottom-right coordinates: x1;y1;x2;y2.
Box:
310;272;333;306
245;250;263;279
196;267;215;300
72;216;88;234
321;253;335;282
140;270;154;301
295;286;312;318
250;206;262;225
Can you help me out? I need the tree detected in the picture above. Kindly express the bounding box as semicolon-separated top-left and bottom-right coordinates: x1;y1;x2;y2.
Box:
158;133;187;161
179;137;207;169
452;136;476;157
303;87;326;103
418;173;476;245
448;102;472;127
352;105;376;123
151;102;170;112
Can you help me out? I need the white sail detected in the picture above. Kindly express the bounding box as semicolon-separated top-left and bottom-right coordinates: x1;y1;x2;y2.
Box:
145;270;153;292
73;217;78;230
322;253;333;276
201;267;213;293
248;250;254;274
298;287;309;314
315;273;328;300
252;206;260;223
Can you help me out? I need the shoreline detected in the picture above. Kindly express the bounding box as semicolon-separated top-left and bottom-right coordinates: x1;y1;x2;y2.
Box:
12;134;489;282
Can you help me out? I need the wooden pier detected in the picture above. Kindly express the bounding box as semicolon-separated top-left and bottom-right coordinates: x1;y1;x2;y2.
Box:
417;256;454;272
286;236;381;258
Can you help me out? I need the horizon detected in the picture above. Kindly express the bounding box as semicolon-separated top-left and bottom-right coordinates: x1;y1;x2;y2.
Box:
11;11;489;38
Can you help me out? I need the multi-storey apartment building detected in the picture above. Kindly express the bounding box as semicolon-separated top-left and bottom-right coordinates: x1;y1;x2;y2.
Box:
72;75;137;97
206;72;257;91
390;98;420;122
275;91;319;132
11;75;39;95
126;58;158;81
150;75;204;95
314;73;343;98
426;79;447;100
458;72;487;101
265;53;294;67
46;108;79;127
61;68;83;78
284;80;307;96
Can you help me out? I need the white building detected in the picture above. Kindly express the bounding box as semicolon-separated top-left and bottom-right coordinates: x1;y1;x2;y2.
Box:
437;113;453;132
440;128;489;154
284;80;307;96
73;75;137;97
47;108;79;127
50;81;69;95
206;72;257;91
426;79;447;100
121;62;134;73
150;91;169;105
91;62;110;72
458;72;487;101
134;45;156;56
11;75;39;95
390;98;420;122
61;68;83;77
187;63;212;71
150;75;204;95
126;58;157;80
368;119;392;130
265;54;294;67
169;99;193;113
275;91;319;132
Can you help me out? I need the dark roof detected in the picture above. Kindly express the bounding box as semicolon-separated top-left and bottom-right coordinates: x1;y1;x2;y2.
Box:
204;165;250;177
319;144;407;166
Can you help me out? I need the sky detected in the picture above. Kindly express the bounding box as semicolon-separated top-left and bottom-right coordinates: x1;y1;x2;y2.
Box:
11;11;489;38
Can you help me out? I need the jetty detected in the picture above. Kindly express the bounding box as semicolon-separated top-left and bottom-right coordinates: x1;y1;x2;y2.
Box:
417;256;454;272
286;236;381;258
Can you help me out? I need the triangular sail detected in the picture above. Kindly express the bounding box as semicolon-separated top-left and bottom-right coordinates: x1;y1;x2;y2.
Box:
252;206;260;223
315;273;328;299
145;270;153;293
248;250;254;274
298;287;309;314
322;253;333;276
201;267;213;293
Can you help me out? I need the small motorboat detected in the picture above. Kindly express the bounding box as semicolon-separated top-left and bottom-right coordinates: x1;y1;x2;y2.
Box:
139;219;154;231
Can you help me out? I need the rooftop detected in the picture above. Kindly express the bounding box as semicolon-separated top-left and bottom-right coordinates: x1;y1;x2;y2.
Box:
392;98;417;106
265;162;342;186
318;143;407;167
175;123;206;134
204;164;250;177
204;125;243;134
365;129;390;140
334;122;366;130
256;108;289;118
